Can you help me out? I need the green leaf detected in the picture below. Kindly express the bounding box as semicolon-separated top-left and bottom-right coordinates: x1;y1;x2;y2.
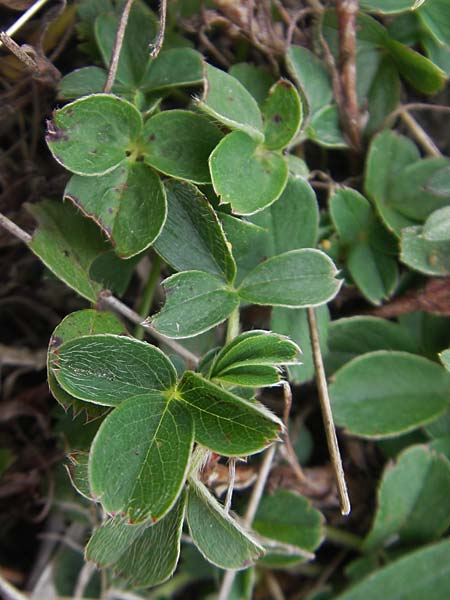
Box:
335;538;450;600
360;1;424;14
153;180;236;282
142;110;222;184
199;64;264;141
187;478;264;569
440;349;450;371
95;2;156;87
364;445;450;550
142;48;203;92
66;452;92;499
219;214;267;286
253;490;324;568
209;131;288;215
152;271;239;339
65;162;166;258
229;63;275;104
53;334;177;406
307;105;348;148
239;249;342;308
326;316;416;374
209;330;301;387
330;351;450;438
262;80;302;151
271;306;330;384
48;309;125;417
89;394;193;522
251;176;320;255
27;200;108;302
365;57;401;136
418;0;450;45
422;31;450;76
401;225;450;275
347;241;398;305
386;38;446;94
425;164;450;197
58;66;108;99
45;94;143;176
390;158;450;221
86;490;185;588
365;130;420;235
330;187;398;304
89;249;140;295
330;188;372;244
286;46;333;116
178;371;283;455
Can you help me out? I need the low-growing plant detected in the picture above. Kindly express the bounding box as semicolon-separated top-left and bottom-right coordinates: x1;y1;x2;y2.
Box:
1;0;450;598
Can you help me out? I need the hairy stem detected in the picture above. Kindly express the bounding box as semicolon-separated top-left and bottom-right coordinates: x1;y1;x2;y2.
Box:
217;444;277;600
225;306;240;345
307;307;351;516
103;0;135;93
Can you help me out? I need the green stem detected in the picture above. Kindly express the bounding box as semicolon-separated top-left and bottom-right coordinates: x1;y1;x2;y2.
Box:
134;254;162;340
326;526;363;551
225;306;240;344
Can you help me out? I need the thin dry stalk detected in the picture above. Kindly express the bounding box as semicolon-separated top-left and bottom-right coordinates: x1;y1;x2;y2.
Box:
307;307;351;516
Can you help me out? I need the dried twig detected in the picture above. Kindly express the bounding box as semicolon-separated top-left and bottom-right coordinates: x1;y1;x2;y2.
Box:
150;0;167;59
103;0;135;93
307;307;351;516
336;0;361;149
400;110;441;157
0;572;29;600
0;211;200;368
100;292;199;368
0;0;51;48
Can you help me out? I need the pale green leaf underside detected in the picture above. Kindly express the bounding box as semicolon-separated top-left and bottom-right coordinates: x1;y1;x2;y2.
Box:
187;478;264;570
335;538;450;600
440;349;450;372
330;351;450;438
253;489;324;567
401;226;450;276
239;249;342;307
365;130;420;236
364;445;450;550
326;316;416;374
